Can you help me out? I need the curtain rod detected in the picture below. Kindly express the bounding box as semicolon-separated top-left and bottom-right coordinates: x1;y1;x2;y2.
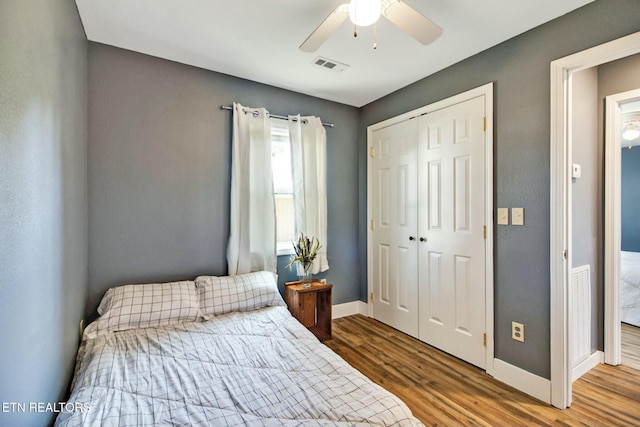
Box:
220;105;334;128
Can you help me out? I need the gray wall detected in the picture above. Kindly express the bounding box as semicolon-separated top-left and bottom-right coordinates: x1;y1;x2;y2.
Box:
359;0;640;379
622;149;640;252
87;43;360;316
599;54;640;100
0;1;87;426
571;67;600;355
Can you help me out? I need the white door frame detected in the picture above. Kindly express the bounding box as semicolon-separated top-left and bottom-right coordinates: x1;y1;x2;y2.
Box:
367;82;494;375
604;88;640;366
549;31;640;409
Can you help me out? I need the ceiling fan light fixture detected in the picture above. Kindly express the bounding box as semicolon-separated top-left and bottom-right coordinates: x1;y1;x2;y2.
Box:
622;126;640;141
348;0;382;27
622;116;640;141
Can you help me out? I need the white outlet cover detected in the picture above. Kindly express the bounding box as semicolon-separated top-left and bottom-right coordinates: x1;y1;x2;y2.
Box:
512;321;525;342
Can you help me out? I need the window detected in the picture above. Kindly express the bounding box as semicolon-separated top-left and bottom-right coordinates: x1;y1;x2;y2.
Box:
228;104;327;275
271;121;295;255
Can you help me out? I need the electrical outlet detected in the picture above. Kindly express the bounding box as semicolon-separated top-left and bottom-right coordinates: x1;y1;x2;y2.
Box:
512;321;524;342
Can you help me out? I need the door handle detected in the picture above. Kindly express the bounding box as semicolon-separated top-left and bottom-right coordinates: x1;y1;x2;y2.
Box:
420;237;427;242
409;236;416;241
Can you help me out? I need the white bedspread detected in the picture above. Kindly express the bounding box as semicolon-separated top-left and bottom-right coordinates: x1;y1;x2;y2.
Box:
55;306;423;426
621;250;640;328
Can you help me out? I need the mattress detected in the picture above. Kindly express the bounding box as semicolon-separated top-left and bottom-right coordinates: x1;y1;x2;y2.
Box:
621;250;640;328
55;306;423;426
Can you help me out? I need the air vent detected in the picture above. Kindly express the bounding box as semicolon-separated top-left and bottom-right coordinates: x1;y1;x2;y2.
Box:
312;57;349;72
570;265;591;368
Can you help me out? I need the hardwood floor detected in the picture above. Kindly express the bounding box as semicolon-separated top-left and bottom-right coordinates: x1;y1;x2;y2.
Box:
622;322;640;371
326;314;640;427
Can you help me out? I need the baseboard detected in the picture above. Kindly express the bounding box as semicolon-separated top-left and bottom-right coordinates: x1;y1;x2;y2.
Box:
493;359;551;404
333;301;368;319
572;351;603;382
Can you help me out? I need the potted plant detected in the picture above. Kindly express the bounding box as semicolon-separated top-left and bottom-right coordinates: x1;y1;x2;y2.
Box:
287;233;321;288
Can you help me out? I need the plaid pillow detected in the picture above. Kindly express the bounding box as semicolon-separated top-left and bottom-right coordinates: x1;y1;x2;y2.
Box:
84;281;199;339
195;271;285;318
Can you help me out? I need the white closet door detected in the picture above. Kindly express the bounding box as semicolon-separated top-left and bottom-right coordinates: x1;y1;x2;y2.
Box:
418;96;487;369
370;118;419;338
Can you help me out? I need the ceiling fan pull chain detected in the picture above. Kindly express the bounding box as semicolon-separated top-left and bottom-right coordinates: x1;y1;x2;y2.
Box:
353;4;358;37
373;22;377;49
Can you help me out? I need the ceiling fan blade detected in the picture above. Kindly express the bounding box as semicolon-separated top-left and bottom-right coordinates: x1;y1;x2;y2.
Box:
299;4;349;52
382;0;443;45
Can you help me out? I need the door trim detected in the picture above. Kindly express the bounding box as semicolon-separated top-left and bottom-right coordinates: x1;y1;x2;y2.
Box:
366;82;494;375
549;31;640;409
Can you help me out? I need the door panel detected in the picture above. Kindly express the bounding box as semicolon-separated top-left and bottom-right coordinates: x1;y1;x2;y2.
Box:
427;251;443;324
428;161;442;230
454;155;470;232
418;96;486;369
377;243;390;303
371;119;419;338
454;254;472;333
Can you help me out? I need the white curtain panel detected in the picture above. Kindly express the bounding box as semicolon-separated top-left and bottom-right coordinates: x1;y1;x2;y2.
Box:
227;103;276;275
289;115;330;275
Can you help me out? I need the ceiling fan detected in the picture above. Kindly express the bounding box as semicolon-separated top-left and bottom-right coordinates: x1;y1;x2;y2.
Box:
299;0;443;52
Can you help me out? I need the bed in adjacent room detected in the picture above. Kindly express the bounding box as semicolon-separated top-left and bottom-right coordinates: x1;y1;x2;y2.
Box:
621;250;640;328
55;272;423;426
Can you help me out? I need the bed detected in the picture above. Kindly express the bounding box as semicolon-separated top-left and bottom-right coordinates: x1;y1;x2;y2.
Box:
55;272;423;426
621;250;640;328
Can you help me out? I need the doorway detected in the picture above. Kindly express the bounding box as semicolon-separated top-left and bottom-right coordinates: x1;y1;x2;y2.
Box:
550;31;640;409
604;90;640;368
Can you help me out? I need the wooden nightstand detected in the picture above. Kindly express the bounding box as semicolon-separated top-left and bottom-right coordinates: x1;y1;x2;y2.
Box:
284;281;332;341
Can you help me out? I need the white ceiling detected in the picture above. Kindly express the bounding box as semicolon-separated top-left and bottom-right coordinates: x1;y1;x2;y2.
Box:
75;0;594;107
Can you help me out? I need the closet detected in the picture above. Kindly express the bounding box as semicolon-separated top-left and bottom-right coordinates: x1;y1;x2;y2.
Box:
367;85;493;369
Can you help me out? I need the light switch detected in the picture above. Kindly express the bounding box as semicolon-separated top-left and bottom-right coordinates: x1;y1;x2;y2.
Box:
512;208;525;226
572;163;582;179
497;208;509;225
